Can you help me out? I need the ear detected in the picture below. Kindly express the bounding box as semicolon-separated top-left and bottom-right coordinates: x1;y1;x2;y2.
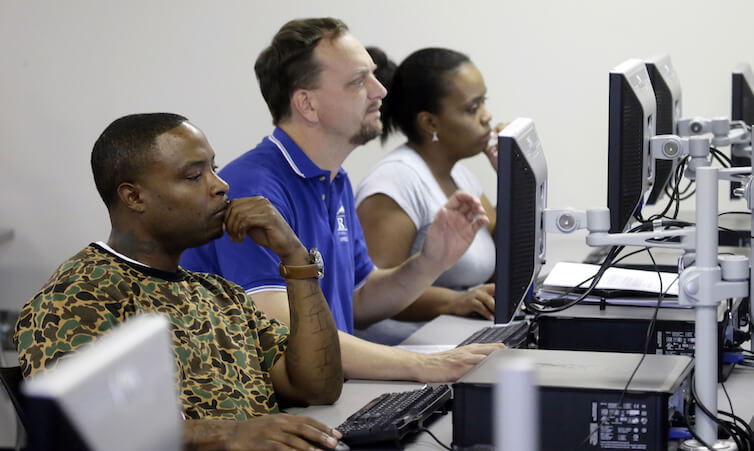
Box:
290;89;319;124
116;182;146;213
416;111;439;141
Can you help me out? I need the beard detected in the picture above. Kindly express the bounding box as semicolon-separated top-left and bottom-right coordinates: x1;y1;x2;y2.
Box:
349;118;383;146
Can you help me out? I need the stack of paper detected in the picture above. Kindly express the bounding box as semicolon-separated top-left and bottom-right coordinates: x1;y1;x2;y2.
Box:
538;261;685;308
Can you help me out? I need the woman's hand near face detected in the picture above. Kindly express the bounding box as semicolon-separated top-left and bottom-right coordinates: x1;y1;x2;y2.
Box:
483;122;508;172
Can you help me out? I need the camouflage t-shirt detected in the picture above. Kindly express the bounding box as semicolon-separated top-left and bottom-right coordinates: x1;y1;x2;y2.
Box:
14;243;289;420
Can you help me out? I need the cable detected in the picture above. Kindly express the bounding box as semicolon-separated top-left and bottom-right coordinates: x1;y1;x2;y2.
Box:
576;249;671;449
719;211;752;217
652;155;694;222
689;375;753;450
527;244;620;313
721;382;735;432
525;248;615;314
417;427;452;450
609;247;650;266
683;391;718;451
710;147;732;168
719;409;754;442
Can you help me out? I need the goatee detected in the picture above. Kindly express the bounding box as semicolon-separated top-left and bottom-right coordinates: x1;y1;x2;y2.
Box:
349;120;382;146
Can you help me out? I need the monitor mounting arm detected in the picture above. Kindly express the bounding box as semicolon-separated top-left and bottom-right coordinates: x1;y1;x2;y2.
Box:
677;116;751;152
650;133;752;183
545;167;750;450
543;207;695;250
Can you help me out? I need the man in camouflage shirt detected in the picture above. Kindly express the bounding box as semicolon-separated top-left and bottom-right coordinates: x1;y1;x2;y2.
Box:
15;113;344;450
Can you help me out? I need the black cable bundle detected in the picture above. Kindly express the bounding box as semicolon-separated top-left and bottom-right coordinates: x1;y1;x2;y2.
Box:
682;373;754;450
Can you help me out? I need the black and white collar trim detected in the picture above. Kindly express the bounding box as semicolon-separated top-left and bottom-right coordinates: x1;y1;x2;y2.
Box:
92;241;185;282
268;134;305;178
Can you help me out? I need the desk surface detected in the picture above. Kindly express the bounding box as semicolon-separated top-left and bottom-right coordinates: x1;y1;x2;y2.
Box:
290;229;754;450
292;314;754;450
293;226;754;448
288;316;489;449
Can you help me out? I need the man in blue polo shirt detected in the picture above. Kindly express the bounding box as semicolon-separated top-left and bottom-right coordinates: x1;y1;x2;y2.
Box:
182;17;503;382
182;127;370;334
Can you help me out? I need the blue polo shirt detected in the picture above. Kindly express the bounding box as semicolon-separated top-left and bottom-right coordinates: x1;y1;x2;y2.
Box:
181;128;375;334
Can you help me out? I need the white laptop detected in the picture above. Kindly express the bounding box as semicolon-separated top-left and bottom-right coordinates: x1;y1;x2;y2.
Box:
22;313;182;451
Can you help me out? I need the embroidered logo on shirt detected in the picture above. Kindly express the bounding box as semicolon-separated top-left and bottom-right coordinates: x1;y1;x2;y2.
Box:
336;205;349;242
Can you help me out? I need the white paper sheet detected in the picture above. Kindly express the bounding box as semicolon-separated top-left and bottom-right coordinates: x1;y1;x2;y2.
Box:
542;261;680;296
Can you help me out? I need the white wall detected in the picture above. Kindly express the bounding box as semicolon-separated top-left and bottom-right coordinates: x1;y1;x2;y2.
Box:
1;0;753;446
2;0;753;308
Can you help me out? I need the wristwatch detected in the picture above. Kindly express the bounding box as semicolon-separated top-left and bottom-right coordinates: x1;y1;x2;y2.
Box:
279;248;324;279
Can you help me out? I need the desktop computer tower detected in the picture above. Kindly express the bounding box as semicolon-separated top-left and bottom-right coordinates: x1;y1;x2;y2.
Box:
452;349;692;451
536;301;734;378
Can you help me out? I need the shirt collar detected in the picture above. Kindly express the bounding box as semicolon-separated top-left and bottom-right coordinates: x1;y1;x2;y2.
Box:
269;127;346;180
91;241;185;282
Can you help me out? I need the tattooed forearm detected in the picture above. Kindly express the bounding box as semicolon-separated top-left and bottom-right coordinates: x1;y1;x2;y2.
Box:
306;302;331;334
283;277;343;402
288;284;300;335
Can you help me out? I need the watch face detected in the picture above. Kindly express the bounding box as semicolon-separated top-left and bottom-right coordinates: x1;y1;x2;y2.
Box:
310;248;324;279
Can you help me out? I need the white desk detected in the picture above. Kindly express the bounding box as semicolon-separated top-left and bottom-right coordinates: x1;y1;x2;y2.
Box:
292;314;754;449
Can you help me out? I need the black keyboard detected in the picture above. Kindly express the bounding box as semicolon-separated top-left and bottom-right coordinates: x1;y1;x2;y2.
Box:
456;321;528;348
336;384;451;447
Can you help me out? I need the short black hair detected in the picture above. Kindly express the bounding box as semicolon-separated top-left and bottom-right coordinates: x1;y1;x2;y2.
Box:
91;113;188;208
371;47;470;144
254;17;349;124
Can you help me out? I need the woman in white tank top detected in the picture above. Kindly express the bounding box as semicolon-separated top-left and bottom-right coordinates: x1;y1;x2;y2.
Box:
354;47;506;344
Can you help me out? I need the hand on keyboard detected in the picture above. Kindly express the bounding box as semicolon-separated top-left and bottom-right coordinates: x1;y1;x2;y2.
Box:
448;283;495;320
412;343;505;382
184;414;343;451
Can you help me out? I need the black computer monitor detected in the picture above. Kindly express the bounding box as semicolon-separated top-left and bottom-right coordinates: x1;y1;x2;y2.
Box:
607;59;658;233
495;118;547;324
645;55;682;205
732;63;754;125
730;63;754;196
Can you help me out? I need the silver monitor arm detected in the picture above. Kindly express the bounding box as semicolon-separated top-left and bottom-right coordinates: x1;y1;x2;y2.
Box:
651;133;751;183
543;162;750;449
677;167;749;450
677;116;751;152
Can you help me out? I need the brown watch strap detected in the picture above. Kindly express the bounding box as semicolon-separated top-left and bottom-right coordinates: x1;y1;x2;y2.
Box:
279;261;321;279
279;248;323;279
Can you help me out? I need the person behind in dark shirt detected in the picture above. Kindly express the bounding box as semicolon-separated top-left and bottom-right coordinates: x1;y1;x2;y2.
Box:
15;113;344;450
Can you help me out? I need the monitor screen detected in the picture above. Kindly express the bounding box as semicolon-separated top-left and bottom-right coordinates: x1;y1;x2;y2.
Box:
730;63;754;196
645;54;682;205
732;63;754;124
495;118;547;324
22;314;182;451
607;59;657;233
